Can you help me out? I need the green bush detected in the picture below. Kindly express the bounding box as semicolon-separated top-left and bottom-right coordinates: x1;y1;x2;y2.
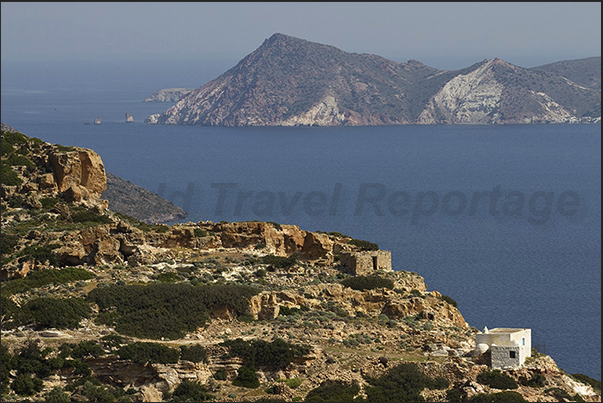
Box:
364;362;448;402
44;386;72;402
16;243;61;266
117;342;180;364
260;254;298;269
171;379;215;401
1;267;95;296
304;381;360;402
179;345;208;363
156;272;181;283
10;373;44;396
470;391;527;402
340;275;394;291
213;368;228;381
347;238;379;251
87;283;259;339
477;370;518;390
233;365;260;388
22;297;91;329
0;161;22;186
440;294;458;308
221;338;311;370
194;229;208;237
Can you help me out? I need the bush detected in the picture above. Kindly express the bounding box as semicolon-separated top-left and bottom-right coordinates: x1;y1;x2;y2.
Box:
194;229;208;237
44;386;72;402
10;373;44;396
347;238;379;251
171;379;215;401
213;368;228;381
22;297;91;329
304;381;360;402
233;365;260;388
364;362;448;402
470;391;527;402
117;342;180;364
477;370;518;390
260;254;298;269
1;267;95;296
87;283;259;339
221;338;311;370
340;275;394;291
440;294;458;308
179;345;208;363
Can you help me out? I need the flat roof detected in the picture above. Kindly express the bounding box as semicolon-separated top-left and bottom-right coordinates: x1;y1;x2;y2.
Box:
488;328;530;333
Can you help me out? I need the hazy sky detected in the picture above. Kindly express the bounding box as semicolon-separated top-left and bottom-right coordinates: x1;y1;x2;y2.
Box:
1;2;601;69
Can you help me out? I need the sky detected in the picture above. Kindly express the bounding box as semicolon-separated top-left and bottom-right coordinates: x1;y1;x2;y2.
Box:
1;2;601;69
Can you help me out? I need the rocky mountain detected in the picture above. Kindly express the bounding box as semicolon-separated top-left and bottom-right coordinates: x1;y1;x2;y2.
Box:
151;33;601;126
143;88;195;103
531;57;601;90
102;173;187;224
1;127;601;402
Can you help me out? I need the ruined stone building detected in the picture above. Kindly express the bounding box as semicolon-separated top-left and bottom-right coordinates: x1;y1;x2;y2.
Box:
339;250;392;275
474;327;532;370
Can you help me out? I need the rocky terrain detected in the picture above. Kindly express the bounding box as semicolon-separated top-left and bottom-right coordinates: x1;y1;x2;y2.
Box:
149;33;601;126
102;173;187;224
143;88;195;103
1;126;601;402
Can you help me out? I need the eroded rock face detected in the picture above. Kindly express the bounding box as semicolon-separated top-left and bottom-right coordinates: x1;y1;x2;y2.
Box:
49;148;107;200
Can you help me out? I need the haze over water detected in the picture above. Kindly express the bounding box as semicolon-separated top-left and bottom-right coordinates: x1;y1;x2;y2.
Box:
2;60;601;380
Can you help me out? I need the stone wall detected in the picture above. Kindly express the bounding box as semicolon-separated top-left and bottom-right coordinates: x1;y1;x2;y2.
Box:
340;250;392;275
490;345;521;370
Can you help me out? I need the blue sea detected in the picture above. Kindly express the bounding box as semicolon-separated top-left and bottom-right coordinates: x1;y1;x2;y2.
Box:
2;60;601;380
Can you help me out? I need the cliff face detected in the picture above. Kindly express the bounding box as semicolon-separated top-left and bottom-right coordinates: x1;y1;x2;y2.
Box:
153;34;601;126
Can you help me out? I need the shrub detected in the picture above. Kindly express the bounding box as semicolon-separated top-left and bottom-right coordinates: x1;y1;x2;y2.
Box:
260;254;298;269
340;275;394;291
0;161;22;186
22;297;91;329
16;243;61;266
221;338;311;370
347;238;379;251
194;229;208;237
304;381;360;402
87;283;259;339
284;378;302;389
440;294;458;308
68;340;105;359
0;267;95;296
117;342;180;364
179;345;208;363
213;368;228;381
364;362;448;402
470;391;527;402
171;379;215;401
233;365;260;388
44;386;72;402
156;272;181;283
520;373;546;387
477;370;518;390
10;373;44;396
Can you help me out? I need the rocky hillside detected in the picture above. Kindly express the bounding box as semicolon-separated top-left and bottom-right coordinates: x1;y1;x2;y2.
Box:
151;33;601;126
531;57;601;90
102;173;187;224
143;88;195;103
1;128;601;402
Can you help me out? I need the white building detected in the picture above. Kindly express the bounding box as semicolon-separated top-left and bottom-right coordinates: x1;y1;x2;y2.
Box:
475;327;531;370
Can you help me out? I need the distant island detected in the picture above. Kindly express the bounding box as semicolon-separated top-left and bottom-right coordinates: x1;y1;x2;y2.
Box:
147;33;601;126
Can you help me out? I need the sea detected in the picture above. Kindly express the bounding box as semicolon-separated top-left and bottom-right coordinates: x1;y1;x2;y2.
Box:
1;60;601;380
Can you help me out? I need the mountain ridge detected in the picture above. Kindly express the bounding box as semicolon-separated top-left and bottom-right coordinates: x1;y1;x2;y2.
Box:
152;33;600;126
